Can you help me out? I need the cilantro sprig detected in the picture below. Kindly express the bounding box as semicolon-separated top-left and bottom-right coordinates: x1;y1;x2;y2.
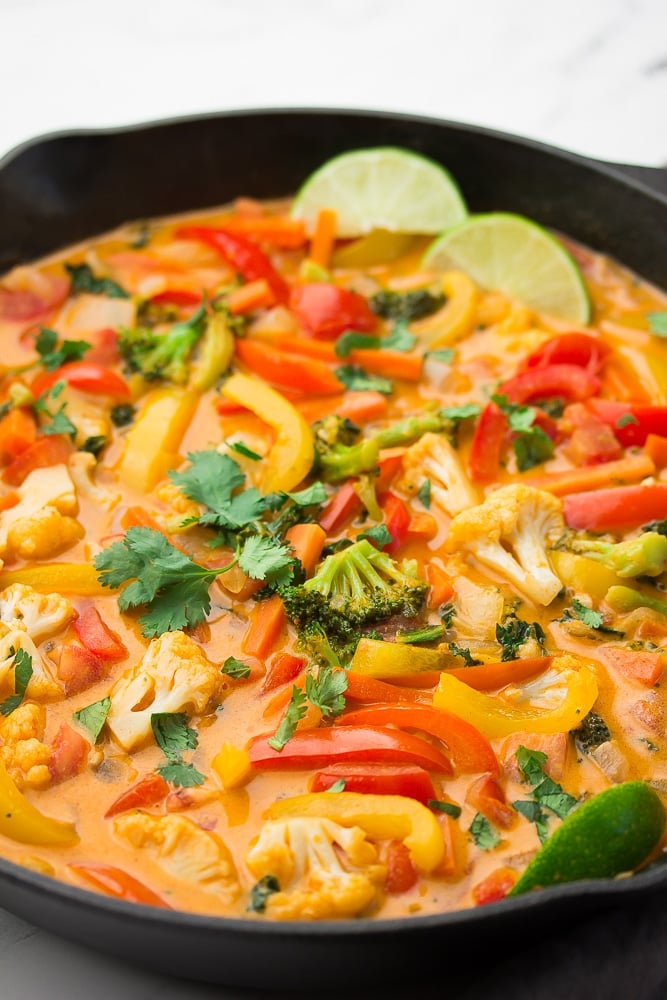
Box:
151;711;205;788
74;696;111;742
511;745;578;843
66;262;129;299
35;328;91;371
0;648;33;716
469;812;501;850
334;319;415;358
492;393;555;471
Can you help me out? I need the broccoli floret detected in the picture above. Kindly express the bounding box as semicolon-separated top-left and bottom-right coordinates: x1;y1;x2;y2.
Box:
572;711;611;753
119;305;207;384
281;539;428;649
369;289;445;321
571;532;667;578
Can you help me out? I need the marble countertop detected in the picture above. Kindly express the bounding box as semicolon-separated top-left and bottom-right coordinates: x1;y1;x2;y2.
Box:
1;0;667;996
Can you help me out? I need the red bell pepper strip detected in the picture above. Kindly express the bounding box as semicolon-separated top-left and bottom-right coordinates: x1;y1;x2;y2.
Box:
72;606;128;663
48;723;89;783
310;763;437;804
104;774;170;818
319;481;362;533
56;644;108;696
290;283;377;340
524;333;610;372
3;434;74;486
564;483;667;532
472;867;518;905
261;652;306;693
468;401;508;482
336;705;499;776
587;399;667;447
176;226;289;303
384;840;418;894
234;338;343;395
247;725;453;774
69;863;172;909
149;288;202;307
497;364;600;405
447;656;552;691
31;362;131;400
380;491;411;552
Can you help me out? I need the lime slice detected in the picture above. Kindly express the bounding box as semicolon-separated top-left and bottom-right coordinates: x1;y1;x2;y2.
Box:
423;213;591;324
291;147;468;238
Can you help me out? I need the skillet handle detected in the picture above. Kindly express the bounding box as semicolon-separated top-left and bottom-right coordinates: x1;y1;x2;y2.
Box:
600;161;667;199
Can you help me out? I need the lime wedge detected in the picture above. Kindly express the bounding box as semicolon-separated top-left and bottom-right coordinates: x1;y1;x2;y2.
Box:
291;147;468;238
423;213;591;324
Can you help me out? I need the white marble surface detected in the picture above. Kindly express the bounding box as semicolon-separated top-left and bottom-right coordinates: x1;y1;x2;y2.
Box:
1;0;667;997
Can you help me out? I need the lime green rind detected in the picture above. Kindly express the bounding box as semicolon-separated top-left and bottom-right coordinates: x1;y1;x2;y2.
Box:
509;781;665;896
291;147;468;238
423;212;591;325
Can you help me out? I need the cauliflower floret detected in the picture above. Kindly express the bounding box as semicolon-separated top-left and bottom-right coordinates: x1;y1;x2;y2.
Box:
398;432;480;516
68;452;121;511
246;817;385;921
106;630;221;751
445;484;565;606
0;465;81;561
114;812;239;902
0;623;61;700
0;584;75;642
450;575;505;646
0;702;51;789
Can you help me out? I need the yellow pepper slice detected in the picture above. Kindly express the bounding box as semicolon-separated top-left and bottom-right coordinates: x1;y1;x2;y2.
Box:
350;636;455;679
411;271;477;348
189;312;235;391
211;743;252;790
433;656;599;739
0;563;108;595
0;760;78;846
269;791;444;873
332;230;416;268
550;551;625;601
118;387;198;492
222;373;314;493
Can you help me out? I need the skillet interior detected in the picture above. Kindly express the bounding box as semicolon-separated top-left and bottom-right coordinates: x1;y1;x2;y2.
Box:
0;108;667;990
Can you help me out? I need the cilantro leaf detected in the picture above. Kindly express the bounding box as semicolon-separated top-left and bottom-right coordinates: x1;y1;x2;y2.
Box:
425;348;455;364
647;312;667;337
492;393;555;471
151;712;199;759
66;262;129;299
35;328;91;371
383;320;416;352
248;874;280;912
448;642;482;666
73;696;111;742
0;648;33;716
440;403;482;424
268;685;308;751
616;412;640;429
356;523;393;548
325;778;347;793
333;321;415;359
428;799;462;818
156;761;205;787
514;744;577;840
34;381;77;438
305;663;347;718
568;598;604;630
335;365;393;395
515;745;548;785
238;535;295;585
221;656;251;680
283;482;327;507
228;441;262;461
496;614;546;661
469;812;501;850
416;479;431;509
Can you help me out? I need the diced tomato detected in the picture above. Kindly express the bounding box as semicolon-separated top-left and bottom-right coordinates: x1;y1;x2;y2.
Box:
598;647;664;687
587;399;667;447
2;434;74;486
104;774;170;818
465;773;515;829
310;763;437;803
261;652;306;693
384;840;418;894
472;867;518;906
84;327;122;366
49;723;89;783
498;364;600;405
562;403;622;465
290;283;377;340
524;333;610;372
56;644;108;695
31;361;131;400
379;492;411;552
72;606;128;663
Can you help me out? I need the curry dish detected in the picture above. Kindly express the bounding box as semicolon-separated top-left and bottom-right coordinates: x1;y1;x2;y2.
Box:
0;168;667;920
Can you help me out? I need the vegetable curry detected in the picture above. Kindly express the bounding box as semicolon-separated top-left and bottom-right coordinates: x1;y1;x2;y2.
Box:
1;161;667;920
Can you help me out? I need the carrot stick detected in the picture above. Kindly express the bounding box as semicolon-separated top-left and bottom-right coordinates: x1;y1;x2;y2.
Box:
242;594;286;658
347;348;423;382
407;512;438;540
447;656;552;691
598;647;664;687
207;215;307;248
426;563;453;609
285;523;326;576
235;338;343;395
0;408;37;461
309;209;337;269
263;675;306;718
520;454;655;496
645;433;667;469
296;390;389;425
0;491;19;513
227;279;275;315
268;333;337;362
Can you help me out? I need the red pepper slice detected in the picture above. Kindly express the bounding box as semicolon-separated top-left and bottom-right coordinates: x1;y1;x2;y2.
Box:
447;656;552;691
49;723;89;783
31;362;131;400
261;652;306;693
176;226;289;303
69;863;172;909
72;606;128;663
319;480;362;533
472;866;518;906
497;364;600;405
564;483;667;531
234;338;343;395
524;333;610;372
468;401;508;482
587;399;667;447
290;283;377;340
104;774;170;818
380;491;411;553
149;289;202;306
3;434;75;487
336;705;498;775
247;725;453;773
310;763;437;803
345;672;429;704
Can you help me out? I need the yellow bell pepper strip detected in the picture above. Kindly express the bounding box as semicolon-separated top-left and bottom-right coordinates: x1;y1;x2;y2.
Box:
0;760;78;846
118;387;198;492
350;636;457;679
411;271;477;348
332;230;416;268
221;373;314;493
188;311;235;391
211;743;253;790
433;655;599;739
268;791;444;874
549;551;624;601
0;562;109;595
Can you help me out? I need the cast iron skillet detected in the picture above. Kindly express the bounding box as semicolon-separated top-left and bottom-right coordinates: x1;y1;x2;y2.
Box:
1;109;667;991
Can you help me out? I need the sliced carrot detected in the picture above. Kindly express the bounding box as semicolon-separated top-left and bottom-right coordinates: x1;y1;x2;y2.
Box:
348;348;423;382
242;594;286;658
0;408;37;462
309;209;337;269
227;279;275;315
235;338;343;395
0;491;19;513
447;656;552;691
263;675;306;718
268;333;337;362
598;647;664;687
426;563;453;610
520;453;655;496
205;215;307;248
120;506;164;532
296;389;389;425
345;672;427;704
285;523;326;576
407;512;438;540
645;433;667;469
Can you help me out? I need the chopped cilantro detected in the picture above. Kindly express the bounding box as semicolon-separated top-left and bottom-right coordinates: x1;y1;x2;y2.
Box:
356;523;393;548
439;602;455;629
156;761;205;787
34;381;77;438
616;412;640;429
305;663;347;718
248;874;280;912
268;685;308;751
448;641;482;666
561;598;624;636
647;312;667;337
469;813;501;850
325;778;346;793
66;262;129;299
428;799;462;819
281;482;327;507
170;450;266;535
512;745;577;842
73;696;111;742
237;535;295;588
496;614;546;661
492;393;554;471
229;441;262;461
369;288;445;322
425;348;455;364
35;328;91;371
334;319;415;358
110;403;136;427
440;403;482;424
416;479;432;509
221;656;252;680
151;712;204;788
0;648;33;716
335;365;393;395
